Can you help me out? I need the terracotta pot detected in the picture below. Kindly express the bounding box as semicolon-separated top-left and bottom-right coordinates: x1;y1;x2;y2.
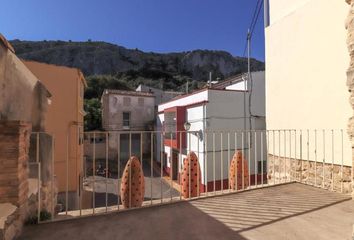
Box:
180;152;201;198
120;156;145;208
229;151;249;190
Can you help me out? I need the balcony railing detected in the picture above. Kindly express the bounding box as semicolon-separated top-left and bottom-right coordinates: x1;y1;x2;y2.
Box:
31;129;352;222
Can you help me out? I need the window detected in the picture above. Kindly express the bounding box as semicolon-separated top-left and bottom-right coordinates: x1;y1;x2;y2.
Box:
123;112;130;128
138;97;144;107
164;111;177;139
123;97;131;106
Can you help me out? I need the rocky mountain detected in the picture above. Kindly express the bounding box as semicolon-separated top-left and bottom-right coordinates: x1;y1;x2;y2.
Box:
10;40;264;81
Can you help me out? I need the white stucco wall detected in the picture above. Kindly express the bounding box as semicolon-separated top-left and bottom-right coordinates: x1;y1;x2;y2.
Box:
265;0;351;165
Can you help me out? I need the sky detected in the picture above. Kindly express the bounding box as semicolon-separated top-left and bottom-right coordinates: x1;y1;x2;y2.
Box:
0;0;265;61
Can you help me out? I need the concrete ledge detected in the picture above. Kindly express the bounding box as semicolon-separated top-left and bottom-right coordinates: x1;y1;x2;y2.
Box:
0;203;18;240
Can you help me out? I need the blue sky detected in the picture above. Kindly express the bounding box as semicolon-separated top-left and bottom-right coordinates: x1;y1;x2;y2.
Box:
0;0;265;61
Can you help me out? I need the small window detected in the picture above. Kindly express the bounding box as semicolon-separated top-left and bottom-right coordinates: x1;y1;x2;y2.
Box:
138;97;144;106
123;112;130;128
123;97;131;106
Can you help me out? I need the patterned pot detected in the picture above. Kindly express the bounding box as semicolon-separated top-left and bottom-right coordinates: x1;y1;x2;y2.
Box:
181;152;201;198
229;151;249;190
120;156;145;208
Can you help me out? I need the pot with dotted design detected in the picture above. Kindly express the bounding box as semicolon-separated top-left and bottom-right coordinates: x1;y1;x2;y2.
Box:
229;151;249;190
181;152;201;198
120;156;145;208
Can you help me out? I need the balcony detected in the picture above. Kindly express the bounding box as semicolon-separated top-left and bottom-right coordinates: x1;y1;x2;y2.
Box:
18;129;353;240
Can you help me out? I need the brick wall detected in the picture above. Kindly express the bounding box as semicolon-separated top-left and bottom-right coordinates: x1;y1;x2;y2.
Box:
0;121;31;207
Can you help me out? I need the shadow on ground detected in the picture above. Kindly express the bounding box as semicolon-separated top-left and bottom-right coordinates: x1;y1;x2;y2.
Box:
19;183;354;240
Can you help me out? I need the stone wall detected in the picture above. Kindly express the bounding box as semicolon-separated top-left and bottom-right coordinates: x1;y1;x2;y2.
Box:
346;0;354;198
267;154;352;194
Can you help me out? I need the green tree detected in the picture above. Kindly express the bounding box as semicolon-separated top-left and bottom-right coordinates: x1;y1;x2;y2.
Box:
84;98;102;131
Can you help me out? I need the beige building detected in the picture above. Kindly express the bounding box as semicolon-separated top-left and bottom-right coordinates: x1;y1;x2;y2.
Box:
101;89;155;131
100;90;155;162
0;34;50;130
23;61;87;208
265;0;352;166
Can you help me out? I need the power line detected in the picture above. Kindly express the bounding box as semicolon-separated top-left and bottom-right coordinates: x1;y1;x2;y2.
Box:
242;0;263;57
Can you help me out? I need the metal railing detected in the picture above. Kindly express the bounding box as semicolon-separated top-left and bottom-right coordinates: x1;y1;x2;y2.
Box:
33;129;352;222
29;132;55;223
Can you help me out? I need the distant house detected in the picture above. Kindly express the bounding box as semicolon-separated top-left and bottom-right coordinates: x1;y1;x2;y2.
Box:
101;90;155;162
157;71;265;191
23;60;87;210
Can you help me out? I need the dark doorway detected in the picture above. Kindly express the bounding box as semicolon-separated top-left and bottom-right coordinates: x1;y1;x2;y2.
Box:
171;151;179;180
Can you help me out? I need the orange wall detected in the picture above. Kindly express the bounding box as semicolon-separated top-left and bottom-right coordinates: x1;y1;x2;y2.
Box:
23;61;86;193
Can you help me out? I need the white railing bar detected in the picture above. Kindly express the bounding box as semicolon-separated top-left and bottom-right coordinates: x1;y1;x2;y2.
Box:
179;131;182;200
235;132;238;191
278;131;280;184
255;131;257;187
160;132;163;203
341;129;344;193
284;130;286;183
51;136;55;220
117;132;120;211
228;132;230;193
129;132;132;208
242;132;245;190
331;130;334;191
197;133;200;197
150;133;153;206
261;131;264;187
205;132;208;197
105;132;108;213
188;132;191;199
248;131;251;188
141;133;143;172
93;132;96;215
315;129;317;187
289;130;292;182
213;132;216;194
322;130;325;189
170;133;173;201
220;132;223;193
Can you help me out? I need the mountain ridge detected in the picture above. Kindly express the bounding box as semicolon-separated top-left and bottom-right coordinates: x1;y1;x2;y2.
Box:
10;39;264;81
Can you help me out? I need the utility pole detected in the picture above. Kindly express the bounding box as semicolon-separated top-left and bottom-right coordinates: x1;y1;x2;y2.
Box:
244;29;251;133
209;72;212;87
186;80;189;94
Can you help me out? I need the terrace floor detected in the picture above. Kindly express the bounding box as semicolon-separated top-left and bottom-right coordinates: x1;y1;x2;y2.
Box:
19;183;354;240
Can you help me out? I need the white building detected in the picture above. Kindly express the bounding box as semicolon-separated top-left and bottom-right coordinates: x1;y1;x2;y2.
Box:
265;0;351;166
157;71;266;191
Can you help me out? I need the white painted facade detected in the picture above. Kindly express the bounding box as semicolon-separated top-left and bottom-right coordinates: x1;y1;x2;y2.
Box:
265;0;351;166
157;72;266;186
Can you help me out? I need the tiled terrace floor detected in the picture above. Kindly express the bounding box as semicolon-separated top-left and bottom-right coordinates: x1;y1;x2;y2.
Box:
19;183;354;240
